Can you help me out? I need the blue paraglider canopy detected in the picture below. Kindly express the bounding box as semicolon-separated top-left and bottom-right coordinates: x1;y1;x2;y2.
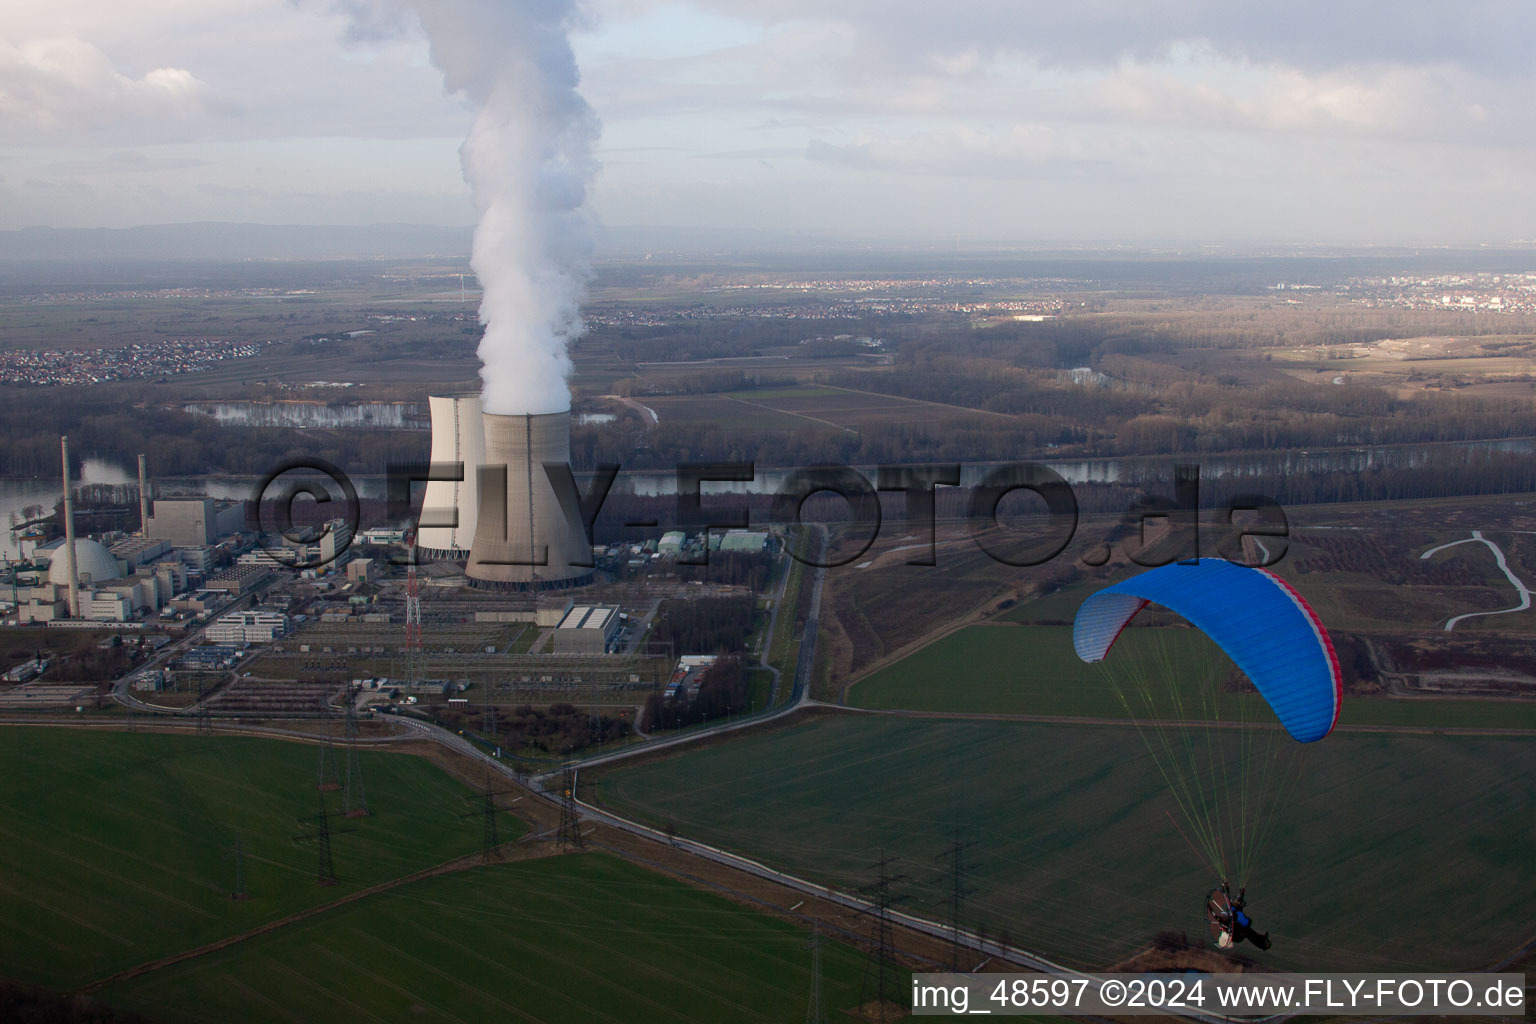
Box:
1073;559;1341;742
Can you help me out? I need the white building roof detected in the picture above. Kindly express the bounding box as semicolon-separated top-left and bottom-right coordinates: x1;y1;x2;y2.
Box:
47;539;123;587
557;604;619;631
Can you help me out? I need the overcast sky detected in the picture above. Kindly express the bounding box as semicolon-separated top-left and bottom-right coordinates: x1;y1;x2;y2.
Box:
3;0;1535;245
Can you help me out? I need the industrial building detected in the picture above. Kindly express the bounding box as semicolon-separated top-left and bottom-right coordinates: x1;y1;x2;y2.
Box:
4;659;48;683
719;530;769;554
85;592;132;622
466;411;594;591
204;565;273;595
15;536;180;624
146;498;244;547
470;597;573;628
16;438;191;625
110;536;171;571
235;517;349;572
177;645;244;669
322;519;352;568
552;603;621;654
206;610;291;644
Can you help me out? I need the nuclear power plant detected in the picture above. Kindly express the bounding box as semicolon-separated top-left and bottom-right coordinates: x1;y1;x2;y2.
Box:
417;394;485;559
465;410;594;591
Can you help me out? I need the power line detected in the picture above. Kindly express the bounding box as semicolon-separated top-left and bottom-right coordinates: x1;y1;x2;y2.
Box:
556;764;583;851
403;536;423;690
805;922;828;1024
460;771;519;863
859;851;909;1019
194;681;213;735
936;826;979;970
293;794;353;887
316;714;341;792
342;692;369;818
481;701;497;751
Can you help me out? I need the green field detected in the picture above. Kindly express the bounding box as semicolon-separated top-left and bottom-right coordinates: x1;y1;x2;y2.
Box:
642;393;814;431
0;728;496;988
593;713;1536;973
849;623;1536;729
101;853;875;1024
745;384;995;429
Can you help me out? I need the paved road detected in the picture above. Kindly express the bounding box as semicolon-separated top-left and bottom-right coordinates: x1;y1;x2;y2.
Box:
622;597;661;656
791;531;828;708
757;553;791;703
1421;530;1533;630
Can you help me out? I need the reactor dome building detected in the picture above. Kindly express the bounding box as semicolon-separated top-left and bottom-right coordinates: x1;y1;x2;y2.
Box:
465;410;593;591
47;538;123;588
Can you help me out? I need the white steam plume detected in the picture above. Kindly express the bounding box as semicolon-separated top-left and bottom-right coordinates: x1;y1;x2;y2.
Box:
354;0;597;414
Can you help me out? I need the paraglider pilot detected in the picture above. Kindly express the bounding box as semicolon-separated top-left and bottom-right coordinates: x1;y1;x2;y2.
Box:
1220;882;1271;950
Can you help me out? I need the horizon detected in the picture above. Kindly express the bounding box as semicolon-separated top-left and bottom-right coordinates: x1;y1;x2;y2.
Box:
7;219;1536;258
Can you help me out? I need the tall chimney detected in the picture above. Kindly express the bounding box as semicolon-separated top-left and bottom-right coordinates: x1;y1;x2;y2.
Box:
466;411;593;591
137;453;151;537
60;436;80;618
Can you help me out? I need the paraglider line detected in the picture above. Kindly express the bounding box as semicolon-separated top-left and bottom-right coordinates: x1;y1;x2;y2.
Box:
1165;808;1216;878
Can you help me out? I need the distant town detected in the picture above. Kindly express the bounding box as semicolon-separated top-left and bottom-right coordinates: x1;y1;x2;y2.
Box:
0;337;269;386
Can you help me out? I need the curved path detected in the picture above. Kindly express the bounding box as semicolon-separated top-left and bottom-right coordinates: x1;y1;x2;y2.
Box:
1420;530;1533;630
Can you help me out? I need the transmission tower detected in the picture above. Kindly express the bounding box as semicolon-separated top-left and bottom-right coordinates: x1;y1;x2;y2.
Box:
342;693;369;817
229;837;249;900
195;704;214;735
316;715;341;792
294;796;352;887
937;827;978;970
403;534;423;690
556;765;584;851
481;702;497;750
859;851;909;1018
805;923;828;1024
460;771;517;862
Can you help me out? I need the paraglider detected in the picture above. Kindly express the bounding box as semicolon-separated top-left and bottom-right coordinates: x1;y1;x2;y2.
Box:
1073;558;1341;950
1207;882;1271;950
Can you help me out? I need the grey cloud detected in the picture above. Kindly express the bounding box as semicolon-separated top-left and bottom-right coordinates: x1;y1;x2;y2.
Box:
692;147;803;159
682;1;1536;76
44;151;212;175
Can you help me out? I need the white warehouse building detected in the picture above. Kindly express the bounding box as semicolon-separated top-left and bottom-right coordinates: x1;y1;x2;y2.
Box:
552;604;622;654
206;610;291;644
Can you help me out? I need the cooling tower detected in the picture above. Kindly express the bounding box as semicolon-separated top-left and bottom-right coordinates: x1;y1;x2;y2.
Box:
418;394;485;559
466;411;593;591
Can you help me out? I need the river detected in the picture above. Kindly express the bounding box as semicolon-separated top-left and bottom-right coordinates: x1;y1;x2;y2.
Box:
6;438;1534;560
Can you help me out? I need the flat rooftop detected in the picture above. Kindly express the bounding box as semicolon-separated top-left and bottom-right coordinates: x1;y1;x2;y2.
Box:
558;604;619;631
